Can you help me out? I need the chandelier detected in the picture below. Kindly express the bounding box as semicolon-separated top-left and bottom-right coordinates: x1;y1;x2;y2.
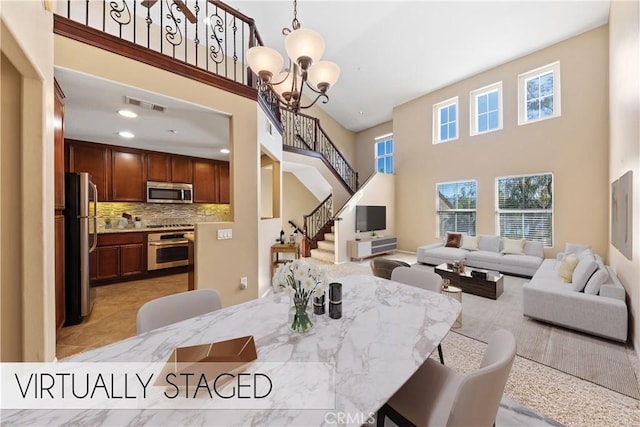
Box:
246;0;340;114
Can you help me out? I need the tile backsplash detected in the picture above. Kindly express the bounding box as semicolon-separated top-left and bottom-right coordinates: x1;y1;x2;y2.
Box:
98;202;230;227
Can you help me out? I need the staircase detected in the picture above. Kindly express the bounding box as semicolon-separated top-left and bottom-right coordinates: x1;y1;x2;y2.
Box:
310;225;336;263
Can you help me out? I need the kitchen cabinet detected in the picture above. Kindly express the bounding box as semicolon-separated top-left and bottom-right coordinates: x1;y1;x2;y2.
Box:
54;80;66;332
171;156;193;183
112;148;145;201
218;161;230;204
67;139;110;201
193;159;218;203
91;233;146;284
193;159;230;203
54;81;66;211
146;153;193;184
146;152;170;182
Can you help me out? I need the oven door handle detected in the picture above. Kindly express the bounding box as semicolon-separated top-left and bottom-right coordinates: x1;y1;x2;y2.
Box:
149;241;189;247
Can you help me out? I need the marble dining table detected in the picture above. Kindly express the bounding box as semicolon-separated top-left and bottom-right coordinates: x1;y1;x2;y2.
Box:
2;274;461;426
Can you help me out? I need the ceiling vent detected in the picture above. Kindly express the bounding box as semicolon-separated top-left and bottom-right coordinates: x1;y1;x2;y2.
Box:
125;96;166;113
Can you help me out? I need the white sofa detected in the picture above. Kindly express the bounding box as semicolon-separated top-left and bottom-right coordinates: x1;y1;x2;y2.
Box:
417;234;544;277
522;254;628;342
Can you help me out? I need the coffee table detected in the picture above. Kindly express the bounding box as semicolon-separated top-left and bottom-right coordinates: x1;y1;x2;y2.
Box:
435;262;504;300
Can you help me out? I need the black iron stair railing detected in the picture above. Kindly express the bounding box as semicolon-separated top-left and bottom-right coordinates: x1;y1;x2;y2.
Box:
302;194;333;257
281;109;358;195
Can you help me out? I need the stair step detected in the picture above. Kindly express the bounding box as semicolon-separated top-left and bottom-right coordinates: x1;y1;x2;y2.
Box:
317;240;335;251
310;248;334;263
324;232;335;242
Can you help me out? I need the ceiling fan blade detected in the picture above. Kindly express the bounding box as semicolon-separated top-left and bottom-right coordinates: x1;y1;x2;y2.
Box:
172;0;197;23
141;0;158;8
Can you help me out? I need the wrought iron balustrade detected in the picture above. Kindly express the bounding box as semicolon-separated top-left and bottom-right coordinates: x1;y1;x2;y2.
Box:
280;109;358;194
55;0;260;88
303;194;333;246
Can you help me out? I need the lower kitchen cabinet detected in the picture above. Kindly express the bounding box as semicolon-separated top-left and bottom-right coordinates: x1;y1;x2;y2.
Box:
120;243;145;276
91;233;146;284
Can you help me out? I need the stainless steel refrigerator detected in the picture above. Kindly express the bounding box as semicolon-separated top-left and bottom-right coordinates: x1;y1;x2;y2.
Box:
64;172;98;325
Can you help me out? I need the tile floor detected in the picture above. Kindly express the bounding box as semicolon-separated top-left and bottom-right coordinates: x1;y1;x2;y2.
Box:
56;273;188;359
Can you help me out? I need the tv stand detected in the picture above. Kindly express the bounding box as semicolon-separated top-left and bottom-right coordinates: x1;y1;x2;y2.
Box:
347;236;397;261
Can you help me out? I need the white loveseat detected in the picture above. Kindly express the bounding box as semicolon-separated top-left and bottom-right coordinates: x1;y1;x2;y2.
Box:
417;234;544;277
522;253;628;342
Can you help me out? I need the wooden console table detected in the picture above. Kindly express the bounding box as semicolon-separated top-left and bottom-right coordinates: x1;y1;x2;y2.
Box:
271;243;300;279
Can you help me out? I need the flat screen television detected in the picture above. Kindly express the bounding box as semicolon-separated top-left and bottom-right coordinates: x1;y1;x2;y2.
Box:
355;205;386;232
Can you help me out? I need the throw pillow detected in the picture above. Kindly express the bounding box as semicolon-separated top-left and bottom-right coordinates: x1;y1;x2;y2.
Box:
478;235;501;253
558;253;579;283
445;232;462;248
502;238;525;255
584;269;608;295
564;243;592;258
460;234;480;251
571;257;598;292
577;248;595;261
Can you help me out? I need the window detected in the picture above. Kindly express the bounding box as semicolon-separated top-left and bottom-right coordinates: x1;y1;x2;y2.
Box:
518;62;561;125
470;82;502;135
496;173;553;246
433;97;458;143
374;134;393;174
436;180;477;238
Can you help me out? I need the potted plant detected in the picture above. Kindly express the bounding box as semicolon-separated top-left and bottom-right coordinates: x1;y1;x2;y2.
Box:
104;217;112;229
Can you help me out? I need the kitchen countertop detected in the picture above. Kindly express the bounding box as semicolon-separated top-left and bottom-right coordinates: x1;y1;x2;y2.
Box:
98;227;195;234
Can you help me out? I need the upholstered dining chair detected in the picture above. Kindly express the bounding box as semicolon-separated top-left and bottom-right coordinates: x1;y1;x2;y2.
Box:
136;289;222;334
391;266;446;365
377;329;517;427
370;258;411;280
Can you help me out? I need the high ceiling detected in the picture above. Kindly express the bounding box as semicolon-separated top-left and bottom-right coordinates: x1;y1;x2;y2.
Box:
228;0;610;132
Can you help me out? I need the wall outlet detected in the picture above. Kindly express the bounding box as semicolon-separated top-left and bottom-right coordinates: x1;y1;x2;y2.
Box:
217;229;232;240
240;277;248;290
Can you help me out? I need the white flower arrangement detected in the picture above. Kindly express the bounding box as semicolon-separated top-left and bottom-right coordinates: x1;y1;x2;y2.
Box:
274;260;328;332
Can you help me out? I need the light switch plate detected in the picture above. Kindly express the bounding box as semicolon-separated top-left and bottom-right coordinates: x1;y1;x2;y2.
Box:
217;229;232;240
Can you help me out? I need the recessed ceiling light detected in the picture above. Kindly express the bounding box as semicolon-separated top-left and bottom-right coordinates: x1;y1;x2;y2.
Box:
220;148;230;154
168;129;178;134
118;109;137;118
119;131;135;139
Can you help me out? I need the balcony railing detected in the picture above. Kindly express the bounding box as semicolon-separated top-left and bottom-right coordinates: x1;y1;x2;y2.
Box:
56;0;259;85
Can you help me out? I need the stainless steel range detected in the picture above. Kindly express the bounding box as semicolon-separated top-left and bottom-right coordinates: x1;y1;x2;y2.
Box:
147;231;194;270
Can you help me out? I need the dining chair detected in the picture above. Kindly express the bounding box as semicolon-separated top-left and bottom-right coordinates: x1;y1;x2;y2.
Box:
136;289;222;334
377;329;516;427
370;258;411;280
390;267;446;365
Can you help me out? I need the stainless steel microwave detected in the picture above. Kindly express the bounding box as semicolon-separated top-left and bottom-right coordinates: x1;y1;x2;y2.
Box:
146;181;193;204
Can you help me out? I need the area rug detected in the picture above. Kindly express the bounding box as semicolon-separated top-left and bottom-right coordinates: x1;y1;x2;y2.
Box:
453;274;640;400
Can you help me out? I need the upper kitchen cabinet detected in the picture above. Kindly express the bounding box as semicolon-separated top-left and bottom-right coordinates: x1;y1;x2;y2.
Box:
193;159;230;204
171;156;193;184
146;152;192;184
112;148;146;201
54;81;66;211
193;159;217;203
66;139;110;201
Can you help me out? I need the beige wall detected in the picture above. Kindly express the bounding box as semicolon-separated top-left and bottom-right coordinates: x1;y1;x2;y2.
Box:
335;173;395;263
282;172;320;231
55;35;260;308
608;1;639;348
394;26;610;259
354;121;393;182
1;53;23;361
0;1;55;362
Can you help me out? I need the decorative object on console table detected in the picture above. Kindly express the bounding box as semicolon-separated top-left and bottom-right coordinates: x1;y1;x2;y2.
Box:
273;260;328;333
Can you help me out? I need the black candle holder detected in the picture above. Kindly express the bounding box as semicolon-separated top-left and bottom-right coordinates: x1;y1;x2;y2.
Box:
329;282;342;319
313;293;326;315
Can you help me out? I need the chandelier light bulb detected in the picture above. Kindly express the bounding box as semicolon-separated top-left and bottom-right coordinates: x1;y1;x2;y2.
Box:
246;46;284;82
272;70;296;99
308;61;340;92
284;28;325;70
